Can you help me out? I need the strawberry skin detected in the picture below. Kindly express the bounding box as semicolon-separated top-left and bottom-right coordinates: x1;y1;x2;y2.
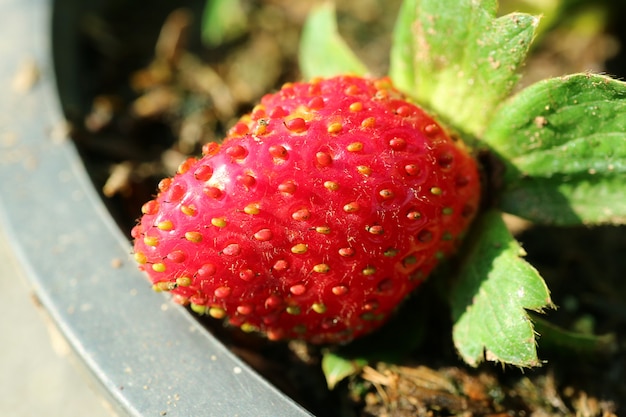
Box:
132;75;480;344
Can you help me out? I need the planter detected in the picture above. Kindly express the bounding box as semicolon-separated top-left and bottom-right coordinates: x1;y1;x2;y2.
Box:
0;0;311;415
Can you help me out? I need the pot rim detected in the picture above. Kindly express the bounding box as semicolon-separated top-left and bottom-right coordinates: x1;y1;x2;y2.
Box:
0;0;311;415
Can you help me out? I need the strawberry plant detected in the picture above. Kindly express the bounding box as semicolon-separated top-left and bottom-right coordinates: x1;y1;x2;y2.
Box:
301;0;624;379
131;0;626;407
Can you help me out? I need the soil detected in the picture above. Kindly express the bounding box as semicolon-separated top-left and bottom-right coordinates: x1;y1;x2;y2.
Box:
60;1;626;416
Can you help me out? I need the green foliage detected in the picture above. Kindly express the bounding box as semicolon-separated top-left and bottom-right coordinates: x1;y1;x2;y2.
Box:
201;0;248;47
484;74;626;225
451;211;553;366
531;314;617;357
322;354;367;390
300;0;624;375
389;0;539;137
299;3;368;80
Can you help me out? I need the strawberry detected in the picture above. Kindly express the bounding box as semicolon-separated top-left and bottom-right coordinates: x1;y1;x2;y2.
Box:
132;75;480;344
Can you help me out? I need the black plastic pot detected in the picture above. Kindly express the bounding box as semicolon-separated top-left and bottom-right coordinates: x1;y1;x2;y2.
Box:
0;0;311;415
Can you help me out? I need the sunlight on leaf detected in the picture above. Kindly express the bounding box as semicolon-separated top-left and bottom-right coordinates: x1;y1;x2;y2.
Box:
389;0;539;137
483;74;626;225
299;3;369;80
451;210;553;367
389;0;418;96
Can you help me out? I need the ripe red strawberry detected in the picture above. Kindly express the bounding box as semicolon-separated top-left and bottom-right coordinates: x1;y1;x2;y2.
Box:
132;75;480;344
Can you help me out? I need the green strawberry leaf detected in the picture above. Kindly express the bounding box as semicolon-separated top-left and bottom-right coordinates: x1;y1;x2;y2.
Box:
389;0;539;136
322;353;368;390
483;73;626;225
299;3;369;80
388;0;418;96
451;210;553;367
